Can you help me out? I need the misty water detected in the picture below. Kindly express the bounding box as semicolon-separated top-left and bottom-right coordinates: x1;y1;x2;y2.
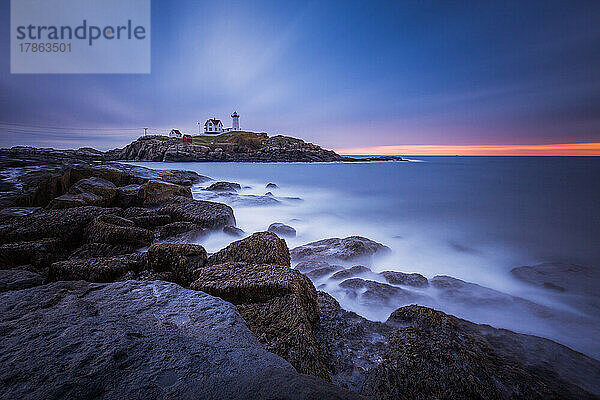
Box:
130;157;600;359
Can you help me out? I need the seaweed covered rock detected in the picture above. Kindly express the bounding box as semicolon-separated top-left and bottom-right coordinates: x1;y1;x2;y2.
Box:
268;223;297;237
313;297;600;399
0;279;360;399
137;180;192;206
48;253;147;282
208;231;290;267
330;265;372;281
290;236;390;263
360;305;600;400
339;278;424;305
67;177;118;206
147;243;207;286
85;214;154;248
190;262;329;380
314;291;393;391
0;237;62;271
157;221;207;242
160;196;235;230
379;271;429;287
0;206;119;246
69;243;138;259
205;181;241;192
306;265;344;280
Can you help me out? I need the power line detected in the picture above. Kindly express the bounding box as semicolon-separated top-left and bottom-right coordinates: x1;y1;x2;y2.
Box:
0;121;144;131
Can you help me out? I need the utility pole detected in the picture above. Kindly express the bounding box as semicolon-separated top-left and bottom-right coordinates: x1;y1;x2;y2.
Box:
143;127;148;137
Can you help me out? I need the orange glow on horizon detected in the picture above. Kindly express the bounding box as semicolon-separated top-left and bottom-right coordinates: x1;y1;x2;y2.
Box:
335;142;600;156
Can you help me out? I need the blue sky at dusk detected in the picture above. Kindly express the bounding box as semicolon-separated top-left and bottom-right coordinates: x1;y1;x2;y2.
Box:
1;0;599;152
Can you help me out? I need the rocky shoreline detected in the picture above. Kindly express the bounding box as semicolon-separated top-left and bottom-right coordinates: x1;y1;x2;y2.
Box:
1;133;405;163
1;150;599;399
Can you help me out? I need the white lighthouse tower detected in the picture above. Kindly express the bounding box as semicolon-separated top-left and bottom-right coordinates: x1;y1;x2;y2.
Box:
231;111;240;131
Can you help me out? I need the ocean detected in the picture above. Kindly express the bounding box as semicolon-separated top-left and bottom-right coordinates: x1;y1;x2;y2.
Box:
129;156;600;358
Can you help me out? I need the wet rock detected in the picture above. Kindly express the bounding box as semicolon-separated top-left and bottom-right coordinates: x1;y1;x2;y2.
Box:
157;221;207;242
295;260;331;274
266;182;278;188
0;237;62;270
0;279;359;399
265;191;274;197
46;193;88;209
205;181;241;192
208;231;291;267
128;214;172;229
190;262;329;380
147;243;207;287
339;278;423;305
223;225;245;237
330;265;372;280
137;180;192;206
68;177;117;206
198;191;282;207
268;223;297;237
0;206;119;246
85;214;154;248
314;291;394;391
160;196;235;230
69;243;137;259
114;184;141;208
380;271;429;287
0;269;44;292
511;262;599;296
152;169;210;186
431;275;551;314
306;265;344;280
227;194;281;206
362;305;600;400
48;253;147;282
290;236;390;263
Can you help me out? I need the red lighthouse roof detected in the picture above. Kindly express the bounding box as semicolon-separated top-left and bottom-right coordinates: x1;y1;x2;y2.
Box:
231;111;238;117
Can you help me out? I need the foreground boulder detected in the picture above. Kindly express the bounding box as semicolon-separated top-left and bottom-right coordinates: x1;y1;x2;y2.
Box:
0;269;44;292
314;293;600;399
290;236;390;264
0;278;359;399
190;262;329;380
208;231;291;266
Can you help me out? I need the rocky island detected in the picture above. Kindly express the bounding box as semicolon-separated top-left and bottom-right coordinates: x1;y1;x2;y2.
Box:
1;132;404;163
0;145;599;400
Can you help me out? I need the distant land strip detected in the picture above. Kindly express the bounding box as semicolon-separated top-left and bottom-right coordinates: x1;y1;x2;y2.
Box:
336;142;600;156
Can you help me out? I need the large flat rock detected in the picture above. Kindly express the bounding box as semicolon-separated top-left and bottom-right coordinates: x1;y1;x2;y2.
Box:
0;279;360;400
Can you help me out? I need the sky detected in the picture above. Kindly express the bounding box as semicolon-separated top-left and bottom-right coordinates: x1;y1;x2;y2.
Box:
1;0;600;154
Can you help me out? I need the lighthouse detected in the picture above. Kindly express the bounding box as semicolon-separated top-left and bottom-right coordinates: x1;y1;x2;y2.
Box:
231;111;240;131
